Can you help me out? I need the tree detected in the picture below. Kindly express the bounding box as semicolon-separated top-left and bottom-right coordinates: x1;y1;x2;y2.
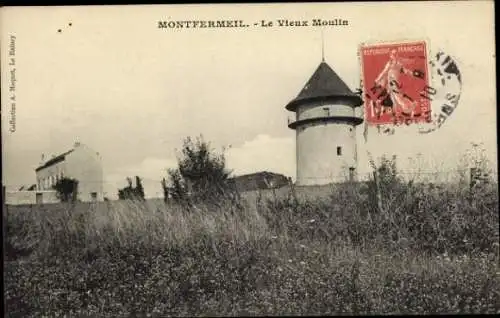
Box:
135;176;145;199
53;177;79;202
117;176;145;201
163;135;239;206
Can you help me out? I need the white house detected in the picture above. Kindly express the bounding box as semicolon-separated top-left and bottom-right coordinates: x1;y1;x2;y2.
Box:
35;142;104;202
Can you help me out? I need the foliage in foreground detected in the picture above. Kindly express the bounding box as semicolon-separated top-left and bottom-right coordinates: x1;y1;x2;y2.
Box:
5;238;499;316
4;176;500;316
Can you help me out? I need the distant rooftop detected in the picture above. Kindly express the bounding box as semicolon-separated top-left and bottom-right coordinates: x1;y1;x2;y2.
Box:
229;171;291;192
232;171;289;179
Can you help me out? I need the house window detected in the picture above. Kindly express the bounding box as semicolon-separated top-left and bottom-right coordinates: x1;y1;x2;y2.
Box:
36;193;43;204
337;146;342;156
91;192;97;201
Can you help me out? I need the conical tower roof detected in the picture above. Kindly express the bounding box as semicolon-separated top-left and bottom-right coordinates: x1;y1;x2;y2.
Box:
285;61;362;111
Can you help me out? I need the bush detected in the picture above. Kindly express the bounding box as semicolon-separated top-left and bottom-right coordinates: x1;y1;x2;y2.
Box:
118;176;145;201
53;177;79;202
162;135;240;208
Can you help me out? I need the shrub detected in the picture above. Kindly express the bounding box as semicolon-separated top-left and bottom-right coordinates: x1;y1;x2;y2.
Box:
163;135;240;208
118;176;145;201
53;177;79;202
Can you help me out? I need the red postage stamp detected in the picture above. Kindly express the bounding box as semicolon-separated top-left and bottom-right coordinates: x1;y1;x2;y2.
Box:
360;41;431;126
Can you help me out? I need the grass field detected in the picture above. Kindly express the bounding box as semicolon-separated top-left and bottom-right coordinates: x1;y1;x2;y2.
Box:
4;179;500;316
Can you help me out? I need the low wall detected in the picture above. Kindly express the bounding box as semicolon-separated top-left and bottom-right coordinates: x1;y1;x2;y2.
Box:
5;191;59;205
239;183;339;203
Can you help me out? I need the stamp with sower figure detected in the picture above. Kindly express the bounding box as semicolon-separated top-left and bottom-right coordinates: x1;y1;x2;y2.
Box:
360;40;431;126
359;40;462;135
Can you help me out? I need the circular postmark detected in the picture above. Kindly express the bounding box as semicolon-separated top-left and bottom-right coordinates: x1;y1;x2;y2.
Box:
415;50;462;134
359;40;462;136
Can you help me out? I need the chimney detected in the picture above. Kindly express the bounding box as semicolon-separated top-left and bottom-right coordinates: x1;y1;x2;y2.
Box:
40;153;45;165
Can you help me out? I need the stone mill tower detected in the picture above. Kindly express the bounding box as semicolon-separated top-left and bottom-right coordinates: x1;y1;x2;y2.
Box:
286;59;364;186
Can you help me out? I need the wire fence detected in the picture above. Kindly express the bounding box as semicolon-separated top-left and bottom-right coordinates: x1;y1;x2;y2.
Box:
6;167;497;195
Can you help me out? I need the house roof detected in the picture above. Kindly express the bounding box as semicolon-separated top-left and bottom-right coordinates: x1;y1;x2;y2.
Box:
35;149;74;172
285;61;362;111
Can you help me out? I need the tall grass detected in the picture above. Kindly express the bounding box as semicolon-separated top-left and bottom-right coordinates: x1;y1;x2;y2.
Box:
4;176;500;316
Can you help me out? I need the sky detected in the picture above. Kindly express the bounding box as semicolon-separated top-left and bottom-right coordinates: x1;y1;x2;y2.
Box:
1;2;497;199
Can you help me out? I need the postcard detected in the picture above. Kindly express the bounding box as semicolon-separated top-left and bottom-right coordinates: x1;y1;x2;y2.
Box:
2;2;498;316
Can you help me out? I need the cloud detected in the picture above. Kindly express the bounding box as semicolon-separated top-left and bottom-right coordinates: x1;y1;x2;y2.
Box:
103;135;296;199
225;134;295;179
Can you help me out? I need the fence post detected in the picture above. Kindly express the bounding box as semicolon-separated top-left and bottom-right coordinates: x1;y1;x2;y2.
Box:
2;185;6;240
373;171;383;214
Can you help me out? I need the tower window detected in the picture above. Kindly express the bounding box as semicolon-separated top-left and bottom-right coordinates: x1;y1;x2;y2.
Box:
323;107;330;117
337;146;342;156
